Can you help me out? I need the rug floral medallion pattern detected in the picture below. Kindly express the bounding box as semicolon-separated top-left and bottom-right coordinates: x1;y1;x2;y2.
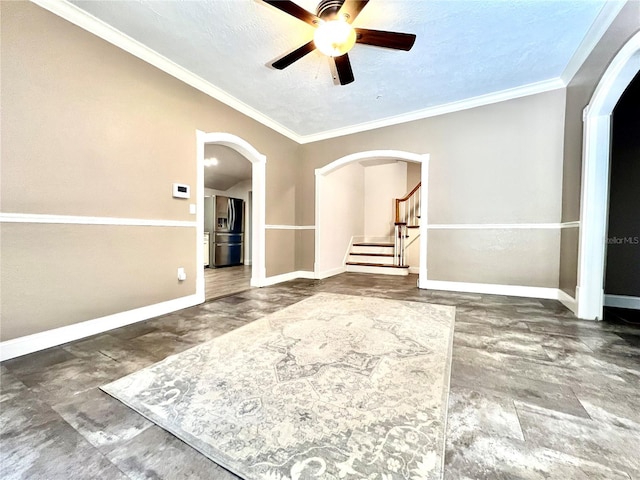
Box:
102;293;456;480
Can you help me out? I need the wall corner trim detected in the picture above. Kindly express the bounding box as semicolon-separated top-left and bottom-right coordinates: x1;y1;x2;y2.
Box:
0;294;201;361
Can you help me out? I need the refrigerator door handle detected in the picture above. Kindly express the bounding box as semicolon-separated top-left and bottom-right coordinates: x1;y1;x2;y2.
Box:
231;199;236;231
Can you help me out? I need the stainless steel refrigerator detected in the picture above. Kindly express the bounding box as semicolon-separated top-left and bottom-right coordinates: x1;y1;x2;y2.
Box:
203;196;244;267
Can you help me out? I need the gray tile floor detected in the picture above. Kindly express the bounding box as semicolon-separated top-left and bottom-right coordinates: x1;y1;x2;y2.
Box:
204;265;252;301
1;273;639;479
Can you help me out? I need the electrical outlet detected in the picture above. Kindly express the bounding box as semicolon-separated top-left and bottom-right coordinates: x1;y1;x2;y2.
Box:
177;267;186;281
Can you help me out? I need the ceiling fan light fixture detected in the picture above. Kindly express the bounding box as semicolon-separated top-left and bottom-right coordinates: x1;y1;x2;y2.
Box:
313;19;356;57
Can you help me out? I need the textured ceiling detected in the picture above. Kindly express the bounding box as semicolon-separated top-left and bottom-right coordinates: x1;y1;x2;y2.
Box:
204;144;252;191
69;0;608;137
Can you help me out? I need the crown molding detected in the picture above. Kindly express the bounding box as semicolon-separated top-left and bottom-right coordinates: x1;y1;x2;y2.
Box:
296;78;565;144
34;0;570;146
560;0;627;85
30;0;301;143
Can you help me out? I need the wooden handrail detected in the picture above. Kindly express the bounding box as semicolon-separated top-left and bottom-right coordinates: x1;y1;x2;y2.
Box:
398;182;421;202
395;182;421;223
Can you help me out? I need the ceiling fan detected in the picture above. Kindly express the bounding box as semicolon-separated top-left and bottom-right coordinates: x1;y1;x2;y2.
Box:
264;0;416;85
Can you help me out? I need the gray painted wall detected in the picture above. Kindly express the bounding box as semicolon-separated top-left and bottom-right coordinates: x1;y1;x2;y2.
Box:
3;1;639;343
559;1;640;297
300;89;567;288
0;2;299;340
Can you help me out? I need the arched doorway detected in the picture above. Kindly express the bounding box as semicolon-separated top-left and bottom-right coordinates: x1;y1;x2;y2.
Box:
315;150;430;288
577;31;640;320
196;131;266;302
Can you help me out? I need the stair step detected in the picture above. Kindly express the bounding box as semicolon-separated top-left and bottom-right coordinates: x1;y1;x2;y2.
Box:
351;246;395;255
349;253;395;265
346;262;408;268
353;242;394;247
407;225;420;229
346;263;409;276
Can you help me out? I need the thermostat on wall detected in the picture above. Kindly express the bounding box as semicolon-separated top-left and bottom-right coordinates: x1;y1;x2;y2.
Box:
172;183;190;199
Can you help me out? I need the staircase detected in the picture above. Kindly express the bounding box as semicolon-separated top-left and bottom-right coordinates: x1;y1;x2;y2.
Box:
345;182;421;276
346;240;409;275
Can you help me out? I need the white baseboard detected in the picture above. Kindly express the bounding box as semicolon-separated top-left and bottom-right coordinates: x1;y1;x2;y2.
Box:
424;280;560;301
297;271;316;280
557;289;578;315
346;264;408;276
604;294;640;310
315;266;346;280
0;294;201;361
261;270;316;286
425;280;582;316
1;276;589;362
261;271;300;286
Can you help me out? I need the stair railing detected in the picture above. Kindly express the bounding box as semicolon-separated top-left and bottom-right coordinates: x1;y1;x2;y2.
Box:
394;223;407;266
394;182;421;267
395;182;421;227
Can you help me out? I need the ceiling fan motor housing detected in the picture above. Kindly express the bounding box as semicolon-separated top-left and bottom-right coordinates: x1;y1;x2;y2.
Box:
316;0;346;20
267;0;416;85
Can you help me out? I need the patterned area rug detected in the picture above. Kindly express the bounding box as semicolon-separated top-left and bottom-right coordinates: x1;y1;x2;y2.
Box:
102;293;456;480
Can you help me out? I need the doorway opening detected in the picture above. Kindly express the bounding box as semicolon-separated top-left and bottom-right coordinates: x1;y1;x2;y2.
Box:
602;69;640;325
314;150;430;287
577;31;640;320
203;143;252;299
196;132;266;303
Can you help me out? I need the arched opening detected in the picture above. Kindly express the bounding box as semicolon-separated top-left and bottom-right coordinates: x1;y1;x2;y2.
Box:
196;131;266;303
577;31;640;320
315;150;430;288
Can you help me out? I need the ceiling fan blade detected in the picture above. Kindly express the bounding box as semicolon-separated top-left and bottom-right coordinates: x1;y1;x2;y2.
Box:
333;53;355;85
272;41;316;70
262;0;319;27
355;28;416;51
338;0;370;23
